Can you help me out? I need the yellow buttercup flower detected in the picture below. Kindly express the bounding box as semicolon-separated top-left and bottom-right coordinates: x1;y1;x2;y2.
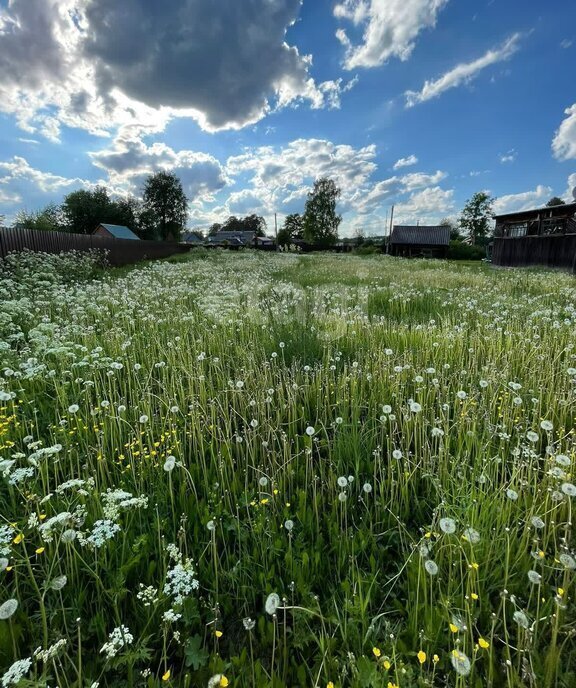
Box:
449;623;459;633
327;683;334;688
215;630;223;638
433;654;439;664
387;682;399;688
13;533;24;544
383;660;391;670
417;650;426;664
471;592;479;600
478;637;489;649
558;587;565;596
162;669;171;681
372;647;381;658
219;677;229;687
35;547;45;555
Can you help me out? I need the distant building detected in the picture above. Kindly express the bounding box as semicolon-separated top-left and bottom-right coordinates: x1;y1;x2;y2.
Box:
93;223;140;240
388;225;450;258
182;231;205;245
207;230;275;249
492;202;576;270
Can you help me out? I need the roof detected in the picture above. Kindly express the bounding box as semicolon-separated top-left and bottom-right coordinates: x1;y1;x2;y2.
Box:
182;232;204;243
390;225;450;246
208;231;257;244
494;202;576;221
96;223;140;240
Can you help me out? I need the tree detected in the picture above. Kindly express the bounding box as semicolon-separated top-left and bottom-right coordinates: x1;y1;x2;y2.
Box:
241;214;266;236
141;172;188;241
277;213;303;245
208;223;222;236
439;217;462;241
303;178;342;247
459;192;494;245
14;203;64;231
62;187;137;235
546;197;565;207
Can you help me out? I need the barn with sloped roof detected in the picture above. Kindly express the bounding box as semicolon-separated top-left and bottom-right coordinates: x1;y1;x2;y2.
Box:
389;225;450;258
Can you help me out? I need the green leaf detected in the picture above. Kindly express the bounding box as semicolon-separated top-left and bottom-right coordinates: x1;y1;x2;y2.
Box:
184;634;209;670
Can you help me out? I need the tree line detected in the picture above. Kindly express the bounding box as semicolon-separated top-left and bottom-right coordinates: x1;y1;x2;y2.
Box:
12;172;188;241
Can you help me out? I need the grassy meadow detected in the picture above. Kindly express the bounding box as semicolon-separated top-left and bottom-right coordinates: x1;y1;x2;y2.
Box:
0;249;575;687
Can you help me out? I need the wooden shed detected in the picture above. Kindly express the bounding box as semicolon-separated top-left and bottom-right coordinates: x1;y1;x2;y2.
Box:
388;225;450;258
492;203;576;270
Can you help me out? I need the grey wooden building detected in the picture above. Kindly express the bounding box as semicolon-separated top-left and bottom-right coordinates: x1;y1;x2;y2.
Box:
388;225;450;258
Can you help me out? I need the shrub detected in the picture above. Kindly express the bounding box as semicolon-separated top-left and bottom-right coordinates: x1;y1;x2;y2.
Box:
447;240;486;260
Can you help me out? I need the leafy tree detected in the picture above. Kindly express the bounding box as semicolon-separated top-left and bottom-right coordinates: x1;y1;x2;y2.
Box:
303;178;342;247
14;203;64;231
221;216;243;233
241;214;266;236
459;192;494;245
141;172;188;241
208;223;222;236
439;217;462;241
546;197;565;207
62;187;138;235
277;213;303;245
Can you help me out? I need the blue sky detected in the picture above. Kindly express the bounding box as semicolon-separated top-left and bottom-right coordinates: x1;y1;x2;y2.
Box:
0;0;575;236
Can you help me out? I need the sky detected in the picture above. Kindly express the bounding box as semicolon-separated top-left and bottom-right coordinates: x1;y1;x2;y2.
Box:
0;0;575;237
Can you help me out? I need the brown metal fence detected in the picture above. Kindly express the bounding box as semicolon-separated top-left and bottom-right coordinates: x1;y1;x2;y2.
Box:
492;234;576;272
0;227;187;266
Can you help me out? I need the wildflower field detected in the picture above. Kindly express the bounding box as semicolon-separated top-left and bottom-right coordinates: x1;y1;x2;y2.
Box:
1;249;576;688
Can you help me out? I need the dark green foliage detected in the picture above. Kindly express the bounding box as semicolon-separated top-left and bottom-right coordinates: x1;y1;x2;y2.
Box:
141;171;188;241
447;240;486;260
277;214;304;245
459;192;494;245
303;178;341;247
13;203;64;231
546;197;565;206
61;187;141;235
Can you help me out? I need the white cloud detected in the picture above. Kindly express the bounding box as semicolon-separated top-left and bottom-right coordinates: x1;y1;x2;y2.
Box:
560;39;573;49
552;103;576;160
405;33;522;107
499;149;517;164
90;132;228;201
0;0;349;139
393;154;418;169
334;0;448;69
393;186;455;223
493;185;552;215
0;156;89;194
353;170;447;213
564;173;576;202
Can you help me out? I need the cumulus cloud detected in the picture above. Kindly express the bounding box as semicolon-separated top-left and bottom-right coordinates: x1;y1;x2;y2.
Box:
0;0;349;138
393;186;454;222
90;133;228;200
334;0;448;69
393;155;418;169
499;149;517;164
493;185;553;215
552;103;576;160
353;170;447;213
405;33;522;107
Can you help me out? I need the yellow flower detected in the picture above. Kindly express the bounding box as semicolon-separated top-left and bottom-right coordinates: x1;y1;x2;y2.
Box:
471;592;479;600
538;550;545;558
383;660;391;670
260;498;269;505
372;647;381;658
13;533;24;544
387;683;399;688
35;547;45;555
470;562;479;570
432;654;439;664
39;514;46;521
478;637;489;649
424;532;432;538
417;650;426;664
449;623;459;633
558;588;565;597
215;630;223;638
327;683;335;688
219;677;229;687
162;669;171;681
273;489;279;495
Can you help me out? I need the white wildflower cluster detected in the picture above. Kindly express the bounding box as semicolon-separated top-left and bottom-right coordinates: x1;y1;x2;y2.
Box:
101;489;148;520
38;512;74;543
84;520;121;549
164;550;199;605
34;638;67;662
7;467;35;486
137;584;159;607
55;477;95;495
1;658;32;686
0;525;13;557
100;625;134;659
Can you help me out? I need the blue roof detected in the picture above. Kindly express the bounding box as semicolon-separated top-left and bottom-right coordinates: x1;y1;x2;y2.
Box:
97;224;140;240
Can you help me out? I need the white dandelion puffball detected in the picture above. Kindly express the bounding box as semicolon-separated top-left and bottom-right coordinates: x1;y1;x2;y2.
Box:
424;560;439;576
526;431;539;443
450;649;471;676
409;401;422;413
206;520;216;532
163;456;176;472
555;455;571;467
265;592;281;615
513;610;530;629
392;449;403;460
439;517;456;534
456;390;467;400
305;426;315;436
0;598;18;619
462;527;480;544
531;516;545;529
68;404;79;414
258;476;268;487
559;553;576;569
50;575;68;591
363;483;372;494
382;405;392;414
561;482;576;497
540;420;553;432
284;520;294;532
527;570;542;584
337;476;348;488
139;415;148;424
506;488;519;501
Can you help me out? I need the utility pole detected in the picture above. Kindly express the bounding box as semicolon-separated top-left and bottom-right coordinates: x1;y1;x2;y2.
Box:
387;205;394;254
274;213;278;251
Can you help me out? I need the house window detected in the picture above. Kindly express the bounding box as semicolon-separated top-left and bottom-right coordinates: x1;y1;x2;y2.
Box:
507;223;527;237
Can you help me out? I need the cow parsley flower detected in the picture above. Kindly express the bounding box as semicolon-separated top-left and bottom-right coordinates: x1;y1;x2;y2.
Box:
1;657;32;686
100;625;133;659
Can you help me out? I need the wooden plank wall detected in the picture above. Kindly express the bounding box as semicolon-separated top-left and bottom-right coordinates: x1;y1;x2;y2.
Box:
492;235;576;272
0;227;187;266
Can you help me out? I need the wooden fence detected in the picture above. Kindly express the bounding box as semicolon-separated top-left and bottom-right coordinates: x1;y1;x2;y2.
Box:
0;227;187;266
492;234;576;272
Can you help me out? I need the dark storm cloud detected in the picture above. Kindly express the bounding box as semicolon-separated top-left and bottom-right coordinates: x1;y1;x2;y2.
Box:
82;0;312;129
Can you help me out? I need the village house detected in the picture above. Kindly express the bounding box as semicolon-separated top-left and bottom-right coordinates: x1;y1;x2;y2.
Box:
93;223;140;240
388;225;450;258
